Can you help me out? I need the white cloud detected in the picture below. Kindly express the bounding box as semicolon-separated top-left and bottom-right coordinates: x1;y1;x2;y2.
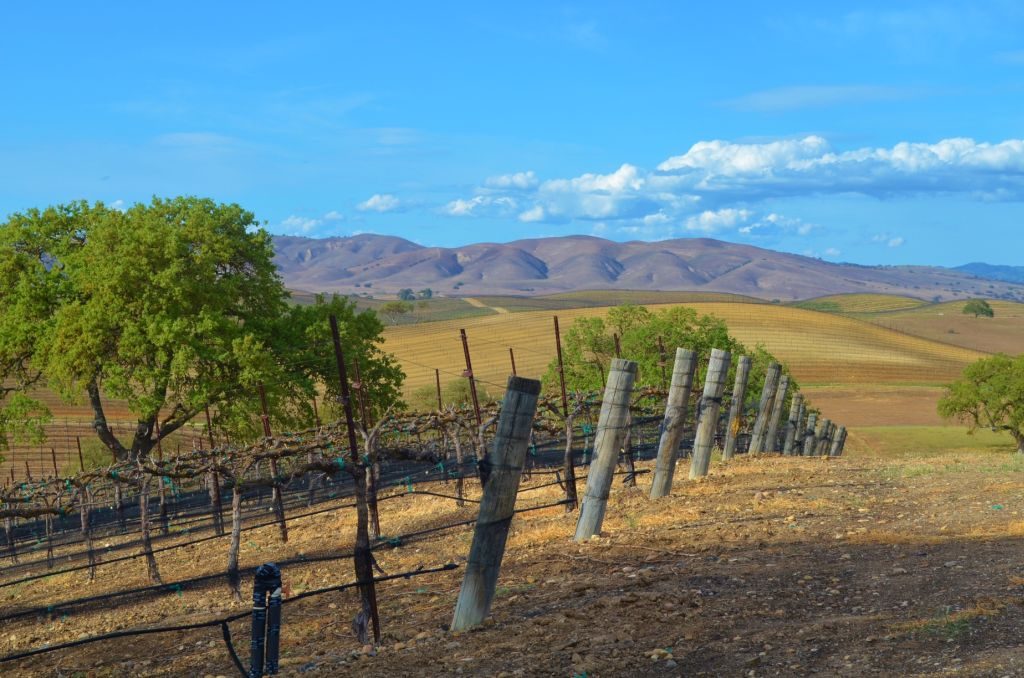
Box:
684;208;753;233
518;205;545;222
442;195;518;217
888;236;905;247
281;215;322;234
824;247;842;257
357;193;401;212
485;171;538;190
872;233;906;247
657;136;1024;199
278;209;345;235
109;199;126;212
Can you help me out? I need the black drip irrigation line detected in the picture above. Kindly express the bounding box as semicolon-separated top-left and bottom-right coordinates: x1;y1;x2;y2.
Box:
0;497;568;624
0;563;460;668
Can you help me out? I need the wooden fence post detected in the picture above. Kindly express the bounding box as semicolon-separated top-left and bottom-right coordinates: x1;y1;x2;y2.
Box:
574;359;638;542
763;375;790;454
649;348;698;498
257;382;289;543
815;419;832;457
782;393;804;456
451;376;541;631
722;355;752;461
689;349;732;479
828;425;845;457
748;363;781;454
802;413;818;457
833;426;848;456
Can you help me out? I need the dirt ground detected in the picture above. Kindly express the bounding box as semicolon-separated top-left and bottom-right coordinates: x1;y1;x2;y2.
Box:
2;434;1024;677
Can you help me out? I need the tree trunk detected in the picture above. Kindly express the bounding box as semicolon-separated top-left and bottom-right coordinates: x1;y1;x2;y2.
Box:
352;465;381;643
114;483;126;533
1017;435;1024;455
3;516;16;564
452;426;466;507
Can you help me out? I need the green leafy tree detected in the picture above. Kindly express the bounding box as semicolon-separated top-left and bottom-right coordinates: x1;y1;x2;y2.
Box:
0;197;403;461
397;288;416;301
962;299;994;318
544;304;793;412
418;288;433;299
939;353;1024;454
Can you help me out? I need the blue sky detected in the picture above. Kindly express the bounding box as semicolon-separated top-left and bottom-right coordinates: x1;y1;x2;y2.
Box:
2;2;1023;267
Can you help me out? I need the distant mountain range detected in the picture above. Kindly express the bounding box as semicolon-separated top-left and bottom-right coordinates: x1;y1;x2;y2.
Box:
273;234;1024;302
954;262;1024;285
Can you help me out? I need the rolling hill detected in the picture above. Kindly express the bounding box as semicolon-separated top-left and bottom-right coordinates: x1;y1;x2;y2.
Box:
274;234;1024;302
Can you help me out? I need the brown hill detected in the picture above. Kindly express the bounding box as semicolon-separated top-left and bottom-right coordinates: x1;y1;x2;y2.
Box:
273;234;1024;302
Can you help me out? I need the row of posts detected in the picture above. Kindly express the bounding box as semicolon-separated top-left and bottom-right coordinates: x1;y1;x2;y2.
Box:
450;343;847;632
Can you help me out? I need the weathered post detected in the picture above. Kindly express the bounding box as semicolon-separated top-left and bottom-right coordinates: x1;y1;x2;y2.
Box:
79;485;96;581
434;368;443;410
802;412;818;457
689;349;732;479
782;393;804;456
722;355;752;461
649;348;698;498
833;426;849;456
574;359;638;542
748;363;781;454
829;425;845;457
815;419;832;457
508;347;517;376
763;375;790;454
451;376;541;631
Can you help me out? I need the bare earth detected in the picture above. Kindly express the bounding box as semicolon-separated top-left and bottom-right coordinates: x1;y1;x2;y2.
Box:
3;435;1024;677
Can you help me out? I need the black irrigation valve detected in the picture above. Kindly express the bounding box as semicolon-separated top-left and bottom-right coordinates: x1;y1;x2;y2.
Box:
249;562;282;677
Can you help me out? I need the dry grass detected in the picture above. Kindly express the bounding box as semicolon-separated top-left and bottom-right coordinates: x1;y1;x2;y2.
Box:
795;293;928;313
6;433;1024;676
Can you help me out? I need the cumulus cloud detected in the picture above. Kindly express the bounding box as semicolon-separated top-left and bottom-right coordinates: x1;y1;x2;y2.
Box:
518;205;546;222
278;209;345;235
357;193;401;212
442;195;518;217
389;134;1024;241
684;208;753;233
657;136;1024;199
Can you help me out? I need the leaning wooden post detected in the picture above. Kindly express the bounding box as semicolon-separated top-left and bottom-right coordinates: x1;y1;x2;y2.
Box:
574;359;638;542
833;426;848;456
451;376;541;631
722;355;751;461
649;348;698;498
689;349;732;479
782;393;804;456
828;425;845;457
802;413;819;457
748;363;781;454
763;375;790;454
815;418;832;457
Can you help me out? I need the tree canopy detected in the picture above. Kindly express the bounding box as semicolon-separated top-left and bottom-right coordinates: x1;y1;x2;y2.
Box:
543;305;792;411
0;197;403;461
962;299;994;318
938;353;1024;454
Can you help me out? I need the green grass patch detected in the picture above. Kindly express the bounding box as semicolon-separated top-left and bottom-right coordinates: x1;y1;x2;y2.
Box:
855;425;1015;459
